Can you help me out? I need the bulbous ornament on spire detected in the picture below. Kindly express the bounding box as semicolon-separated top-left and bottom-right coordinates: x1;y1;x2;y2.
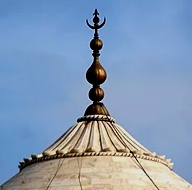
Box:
84;9;110;116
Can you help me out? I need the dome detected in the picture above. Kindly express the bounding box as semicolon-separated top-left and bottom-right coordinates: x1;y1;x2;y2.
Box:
1;115;192;189
1;9;192;190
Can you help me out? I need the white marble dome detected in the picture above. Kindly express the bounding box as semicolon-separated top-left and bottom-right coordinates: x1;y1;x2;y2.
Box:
1;115;192;190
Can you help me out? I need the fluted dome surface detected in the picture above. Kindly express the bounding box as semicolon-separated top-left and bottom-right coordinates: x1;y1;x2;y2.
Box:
17;115;172;170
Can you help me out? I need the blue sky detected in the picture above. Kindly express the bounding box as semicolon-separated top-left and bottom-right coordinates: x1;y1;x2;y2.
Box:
0;0;192;184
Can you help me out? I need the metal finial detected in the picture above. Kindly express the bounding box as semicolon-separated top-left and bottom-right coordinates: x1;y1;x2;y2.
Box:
84;9;109;116
86;9;106;39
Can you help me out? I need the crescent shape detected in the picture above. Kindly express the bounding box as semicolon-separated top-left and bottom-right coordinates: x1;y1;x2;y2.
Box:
86;19;95;29
97;17;106;29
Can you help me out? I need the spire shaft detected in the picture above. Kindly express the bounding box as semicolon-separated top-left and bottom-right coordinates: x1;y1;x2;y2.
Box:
84;9;109;116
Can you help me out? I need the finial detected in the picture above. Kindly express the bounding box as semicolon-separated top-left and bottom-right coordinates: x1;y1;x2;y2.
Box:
84;9;109;116
86;9;106;39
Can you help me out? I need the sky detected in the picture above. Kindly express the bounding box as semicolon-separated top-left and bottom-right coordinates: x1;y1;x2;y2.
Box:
0;0;192;185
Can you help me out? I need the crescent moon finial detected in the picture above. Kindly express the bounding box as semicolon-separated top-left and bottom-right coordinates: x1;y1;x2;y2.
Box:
86;9;106;31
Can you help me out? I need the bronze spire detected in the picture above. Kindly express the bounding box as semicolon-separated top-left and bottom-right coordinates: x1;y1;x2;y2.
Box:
84;9;110;116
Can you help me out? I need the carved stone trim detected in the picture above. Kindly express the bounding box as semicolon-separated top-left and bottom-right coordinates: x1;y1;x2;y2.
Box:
77;114;115;123
19;151;173;171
